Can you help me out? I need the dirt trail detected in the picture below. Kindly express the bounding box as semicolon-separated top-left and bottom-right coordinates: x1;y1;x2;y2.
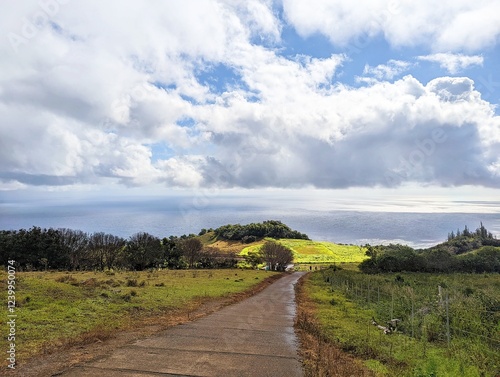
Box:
59;272;305;377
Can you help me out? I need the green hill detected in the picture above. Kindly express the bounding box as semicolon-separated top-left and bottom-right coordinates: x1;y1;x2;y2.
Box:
360;223;500;273
196;224;367;264
241;238;367;264
426;222;500;255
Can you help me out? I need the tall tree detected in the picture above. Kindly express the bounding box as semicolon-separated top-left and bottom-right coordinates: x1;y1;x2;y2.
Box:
261;241;293;271
179;238;203;268
89;232;125;270
126;232;162;270
59;228;89;270
162;236;184;269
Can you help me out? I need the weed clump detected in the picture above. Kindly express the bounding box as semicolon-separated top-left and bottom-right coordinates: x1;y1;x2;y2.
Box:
104;279;120;287
121;294;131;302
55;275;78;285
81;278;100;288
126;279;138;287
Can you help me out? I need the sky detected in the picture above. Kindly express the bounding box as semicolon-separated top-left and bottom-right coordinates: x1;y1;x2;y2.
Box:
1;1;500;208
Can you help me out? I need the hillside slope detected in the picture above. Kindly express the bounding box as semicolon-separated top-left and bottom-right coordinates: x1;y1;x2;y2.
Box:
197;232;367;264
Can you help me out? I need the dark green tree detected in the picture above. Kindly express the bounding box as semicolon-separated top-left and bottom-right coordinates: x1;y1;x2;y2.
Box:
126;232;162;270
178;238;203;268
89;232;125;270
58;228;89;270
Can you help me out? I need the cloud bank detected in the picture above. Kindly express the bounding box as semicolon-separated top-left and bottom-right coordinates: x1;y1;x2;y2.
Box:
0;0;499;190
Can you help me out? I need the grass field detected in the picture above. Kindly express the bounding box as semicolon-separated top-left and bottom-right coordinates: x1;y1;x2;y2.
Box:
240;238;368;264
0;269;279;362
299;269;500;376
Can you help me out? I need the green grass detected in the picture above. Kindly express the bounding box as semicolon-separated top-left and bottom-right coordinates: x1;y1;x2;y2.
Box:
303;269;500;376
0;269;278;360
241;238;368;264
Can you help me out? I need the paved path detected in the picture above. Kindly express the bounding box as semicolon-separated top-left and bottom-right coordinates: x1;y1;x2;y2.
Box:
60;272;305;377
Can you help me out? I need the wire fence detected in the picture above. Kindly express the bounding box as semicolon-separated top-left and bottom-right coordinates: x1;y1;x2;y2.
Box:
321;270;500;371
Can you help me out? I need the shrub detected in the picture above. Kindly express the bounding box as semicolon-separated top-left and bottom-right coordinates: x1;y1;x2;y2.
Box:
55;275;78;284
121;294;131;302
126;279;138;287
242;235;257;244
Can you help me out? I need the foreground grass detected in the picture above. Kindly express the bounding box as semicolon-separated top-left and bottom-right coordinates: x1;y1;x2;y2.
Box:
301;269;500;376
0;269;279;362
241;238;368;264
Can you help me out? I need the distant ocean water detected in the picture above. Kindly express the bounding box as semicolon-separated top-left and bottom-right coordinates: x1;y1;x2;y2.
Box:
1;195;499;249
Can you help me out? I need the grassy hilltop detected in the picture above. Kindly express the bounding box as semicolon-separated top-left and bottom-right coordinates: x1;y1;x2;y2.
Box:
197;231;367;265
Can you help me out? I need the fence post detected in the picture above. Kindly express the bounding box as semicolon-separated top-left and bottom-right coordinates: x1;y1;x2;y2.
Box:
411;298;414;339
391;290;394;319
423;329;427;357
446;293;450;348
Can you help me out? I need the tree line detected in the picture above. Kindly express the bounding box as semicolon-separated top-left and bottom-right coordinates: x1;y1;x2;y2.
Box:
0;220;303;271
213;220;309;243
0;227;237;271
360;224;500;274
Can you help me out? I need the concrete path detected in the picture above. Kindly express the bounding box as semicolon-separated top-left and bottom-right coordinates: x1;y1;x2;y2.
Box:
60;272;305;377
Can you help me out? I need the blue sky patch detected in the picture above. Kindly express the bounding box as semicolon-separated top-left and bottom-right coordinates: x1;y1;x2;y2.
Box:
148;142;175;163
177;117;196;128
196;63;245;94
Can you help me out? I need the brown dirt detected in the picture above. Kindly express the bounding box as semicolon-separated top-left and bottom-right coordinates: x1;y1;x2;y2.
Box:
7;273;284;377
294;273;375;377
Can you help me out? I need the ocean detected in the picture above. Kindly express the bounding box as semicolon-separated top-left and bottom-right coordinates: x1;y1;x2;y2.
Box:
1;192;499;249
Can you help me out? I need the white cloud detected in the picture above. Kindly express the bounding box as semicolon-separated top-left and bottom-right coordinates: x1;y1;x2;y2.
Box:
363;60;412;80
0;0;499;191
426;76;477;102
195;74;500;188
417;53;484;74
156;156;206;187
222;0;282;43
282;0;500;52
